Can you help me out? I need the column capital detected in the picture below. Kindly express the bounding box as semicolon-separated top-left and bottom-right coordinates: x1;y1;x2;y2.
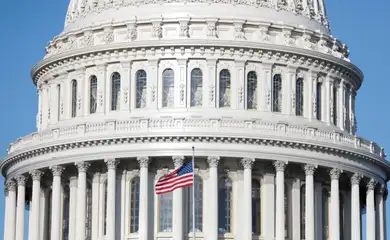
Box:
5;179;16;191
207;156;220;168
366;178;378;191
105;158;119;170
75;162;91;173
378;184;386;195
329;168;342;180
273;161;287;172
30;170;44;181
15;175;27;186
303;164;317;175
241;158;255;169
137;156;151;168
50;165;65;177
350;173;363;186
172;156;185;168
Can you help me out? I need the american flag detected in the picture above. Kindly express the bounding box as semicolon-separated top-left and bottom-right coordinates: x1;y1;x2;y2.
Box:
155;160;194;195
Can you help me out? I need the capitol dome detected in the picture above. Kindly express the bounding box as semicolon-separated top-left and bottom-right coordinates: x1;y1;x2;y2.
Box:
1;0;389;240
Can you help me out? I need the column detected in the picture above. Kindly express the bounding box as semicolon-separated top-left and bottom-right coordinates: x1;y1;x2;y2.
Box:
338;80;345;130
75;162;90;240
350;173;363;240
274;161;287;240
50;166;65;240
350;90;357;135
105;158;119;240
49;83;59;125
75;68;85;117
262;173;275;240
325;76;334;125
304;164;316;240
235;60;245;110
329;168;342;240
120;61;131;112
4;180;17;240
15;175;27;240
314;182;323;240
137;157;151;240
241;158;255;239
172;156;184;240
284;66;295;115
307;71;316;120
376;184;386;240
366;178;377;240
96;64;107;114
30;170;43;240
69;176;78;240
41;84;49;128
40;189;49;240
207;156;220;240
205;59;217;108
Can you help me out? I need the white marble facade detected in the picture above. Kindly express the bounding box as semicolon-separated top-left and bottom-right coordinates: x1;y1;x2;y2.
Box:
1;0;389;240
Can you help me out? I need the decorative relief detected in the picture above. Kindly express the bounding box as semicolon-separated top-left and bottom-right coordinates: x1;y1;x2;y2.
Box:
76;161;91;173
77;95;82;110
258;26;270;42
180;83;185;103
209;84;215;103
5;180;16;192
234;23;245;39
241;157;255;169
105;158;119;170
329;168;342;180
151;85;156;102
15;175;27;186
82;31;94;47
301;33;314;50
366;178;378;190
98;91;104;106
152;21;162;39
50;166;65;177
207;156;220;168
126;23;137;41
350;173;363;185
207;21;217;37
282;29;295;45
273;161;287;172
303;164;316;175
238;86;244;103
30;170;44;181
103;27;114;44
137;156;151;168
123;87;129;103
179;21;189;37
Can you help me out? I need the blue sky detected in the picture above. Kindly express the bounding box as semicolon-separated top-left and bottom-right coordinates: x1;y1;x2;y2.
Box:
0;0;389;238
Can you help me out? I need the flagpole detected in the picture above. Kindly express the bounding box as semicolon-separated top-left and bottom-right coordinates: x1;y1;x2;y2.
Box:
192;146;196;240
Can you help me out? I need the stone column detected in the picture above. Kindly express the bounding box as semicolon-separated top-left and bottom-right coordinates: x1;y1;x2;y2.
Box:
75;162;90;240
274;161;287;240
262;173;275;240
50;166;65;240
105;159;119;240
91;173;100;240
4;180;17;240
207;156;220;240
291;179;301;240
30;170;43;240
69;176;78;240
172;156;185;240
366;179;377;240
137;157;151;240
241;158;255;239
329;168;342;240
15;175;27;240
338;80;345;130
376;184;386;240
350;173;363;240
325;76;334;125
304;164;316;240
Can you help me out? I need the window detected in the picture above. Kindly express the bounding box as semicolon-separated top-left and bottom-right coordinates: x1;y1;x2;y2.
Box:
296;78;304;116
345;88;350;132
111;72;121;111
62;185;70;240
333;85;338;125
188;175;203;232
252;179;261;235
71;80;77;118
90;76;98;114
162;69;175;108
300;184;306;240
136;70;147;108
159;191;173;232
316;82;322;120
219;70;231;107
130;177;140;233
322;189;330;240
218;177;232;233
247;71;258;109
190;68;203;107
272;74;282;112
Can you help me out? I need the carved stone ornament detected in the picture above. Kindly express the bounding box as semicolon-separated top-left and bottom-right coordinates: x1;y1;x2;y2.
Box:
5;180;16;191
50;165;65;177
241;157;255;169
234;23;245;39
173;156;185;168
103;27;114;44
207;22;216;37
350;173;363;185
82;31;94;47
379;184;386;195
152;21;162;39
105;158;119;170
366;178;378;191
127;23;137;41
179;21;189;37
207;156;220;168
329;168;342;180
137;156;151;168
30;169;44;181
75;161;91;173
273;161;287;172
303;164;316;175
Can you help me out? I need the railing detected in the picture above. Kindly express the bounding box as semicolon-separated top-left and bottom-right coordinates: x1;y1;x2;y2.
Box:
8;118;386;160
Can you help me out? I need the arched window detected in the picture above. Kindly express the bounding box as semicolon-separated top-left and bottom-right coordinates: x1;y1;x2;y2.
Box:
130;177;140;233
85;182;92;239
333;84;338;125
252;179;261;235
159;191;173;232
62;185;70;240
190;68;203;107
322;189;330;240
71;80;77;118
103;181;108;235
162;69;175;108
296;78;304;116
188;175;203;232
272;74;282;112
316;82;322;120
111;72;121;111
90;76;98;114
344;88;350;132
136;70;147;108
218;177;232;233
300;184;306;240
247;71;258;109
219;70;231;107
